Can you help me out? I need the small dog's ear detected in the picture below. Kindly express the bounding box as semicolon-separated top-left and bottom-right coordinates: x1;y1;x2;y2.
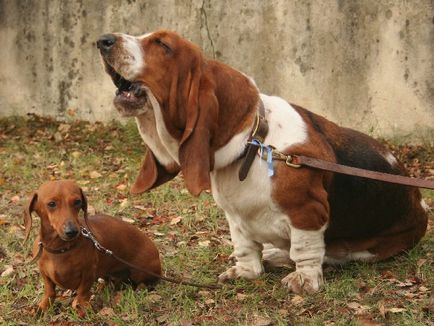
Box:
23;193;38;243
79;188;88;219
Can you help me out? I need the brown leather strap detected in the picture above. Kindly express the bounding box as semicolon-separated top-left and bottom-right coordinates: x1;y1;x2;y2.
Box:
291;155;434;189
239;100;269;181
28;240;78;264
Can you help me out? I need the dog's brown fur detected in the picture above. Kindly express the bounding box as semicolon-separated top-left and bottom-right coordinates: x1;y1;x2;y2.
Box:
24;180;161;311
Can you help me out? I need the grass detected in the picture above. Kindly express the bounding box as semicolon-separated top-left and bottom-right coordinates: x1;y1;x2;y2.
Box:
0;115;433;325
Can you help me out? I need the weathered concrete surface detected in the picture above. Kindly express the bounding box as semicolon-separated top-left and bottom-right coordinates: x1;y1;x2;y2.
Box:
0;0;433;140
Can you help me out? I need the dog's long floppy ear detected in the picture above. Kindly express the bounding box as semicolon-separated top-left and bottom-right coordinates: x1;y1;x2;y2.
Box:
130;147;180;194
79;187;88;219
23;193;38;243
178;59;218;197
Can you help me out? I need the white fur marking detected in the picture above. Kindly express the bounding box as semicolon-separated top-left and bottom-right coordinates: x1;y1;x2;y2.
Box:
260;94;307;149
134;110;176;167
421;199;430;212
384;152;398;167
214;128;251;170
137;32;154;40
117;34;144;80
146;89;180;163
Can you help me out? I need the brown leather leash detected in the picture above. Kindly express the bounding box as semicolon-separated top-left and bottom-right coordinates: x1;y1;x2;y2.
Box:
239;102;434;190
263;150;434;189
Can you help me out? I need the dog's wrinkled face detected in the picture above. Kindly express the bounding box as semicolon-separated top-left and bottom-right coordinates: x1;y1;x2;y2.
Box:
25;181;87;242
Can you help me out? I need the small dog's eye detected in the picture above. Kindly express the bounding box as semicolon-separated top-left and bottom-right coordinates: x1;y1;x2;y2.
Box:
74;199;82;208
47;201;56;208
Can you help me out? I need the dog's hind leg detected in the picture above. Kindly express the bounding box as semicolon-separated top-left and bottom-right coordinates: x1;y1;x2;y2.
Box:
262;243;292;269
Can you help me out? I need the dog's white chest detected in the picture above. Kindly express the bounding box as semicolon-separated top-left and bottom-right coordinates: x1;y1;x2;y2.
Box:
211;159;291;248
209;94;308;249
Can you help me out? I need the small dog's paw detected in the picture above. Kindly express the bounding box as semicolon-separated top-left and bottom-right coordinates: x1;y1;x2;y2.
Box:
218;265;261;283
72;298;92;314
281;271;323;294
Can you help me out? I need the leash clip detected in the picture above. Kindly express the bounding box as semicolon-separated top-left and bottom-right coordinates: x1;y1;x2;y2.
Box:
285;155;301;168
80;227;113;255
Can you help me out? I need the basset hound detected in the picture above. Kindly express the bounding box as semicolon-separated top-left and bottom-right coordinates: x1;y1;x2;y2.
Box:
97;30;428;294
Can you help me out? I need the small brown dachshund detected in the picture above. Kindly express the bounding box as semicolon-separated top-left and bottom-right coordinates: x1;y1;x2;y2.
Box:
23;180;161;311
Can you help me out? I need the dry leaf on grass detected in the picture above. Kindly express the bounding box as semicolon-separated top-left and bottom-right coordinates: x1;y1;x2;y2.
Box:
170;216;182;225
89;171;102;179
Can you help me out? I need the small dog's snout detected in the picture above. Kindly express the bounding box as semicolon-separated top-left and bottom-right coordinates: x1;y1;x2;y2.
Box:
97;34;116;51
64;222;79;239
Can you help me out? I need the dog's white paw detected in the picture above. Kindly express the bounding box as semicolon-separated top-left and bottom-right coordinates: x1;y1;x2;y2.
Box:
281;270;323;294
218;265;262;283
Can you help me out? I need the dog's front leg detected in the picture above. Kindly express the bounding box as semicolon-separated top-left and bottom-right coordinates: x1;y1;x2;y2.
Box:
281;226;325;294
37;273;56;312
72;276;94;311
218;215;264;282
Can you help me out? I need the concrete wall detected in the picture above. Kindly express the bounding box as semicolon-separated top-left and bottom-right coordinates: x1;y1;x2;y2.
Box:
0;0;433;140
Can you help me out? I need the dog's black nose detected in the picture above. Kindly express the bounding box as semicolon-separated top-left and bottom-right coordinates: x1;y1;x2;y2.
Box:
64;222;79;239
97;34;116;51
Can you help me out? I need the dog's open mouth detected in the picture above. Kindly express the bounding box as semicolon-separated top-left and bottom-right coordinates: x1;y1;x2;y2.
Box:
103;61;149;116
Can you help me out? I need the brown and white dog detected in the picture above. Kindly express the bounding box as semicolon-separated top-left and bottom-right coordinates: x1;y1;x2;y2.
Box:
97;30;428;294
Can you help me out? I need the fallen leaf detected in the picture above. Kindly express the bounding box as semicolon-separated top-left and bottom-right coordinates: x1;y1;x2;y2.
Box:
116;184;127;191
119;199;129;208
291;295;304;305
153;232;165;236
204;299;215;305
252;315;273;326
180;320;193;326
147;294;162;303
347;302;370;315
1;265;14;277
133;205;147;211
121;217;134;224
170;216;182;225
98;307;115;317
387;307;406;313
156;313;170;323
53;131;62;142
11;195;20;203
198;240;210;247
198;290;210;297
236;293;248;301
89;171;102;179
58;123;71;133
